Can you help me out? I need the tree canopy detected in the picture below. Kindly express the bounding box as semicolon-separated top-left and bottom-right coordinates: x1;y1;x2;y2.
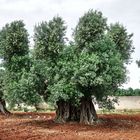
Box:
0;21;41;107
108;23;134;64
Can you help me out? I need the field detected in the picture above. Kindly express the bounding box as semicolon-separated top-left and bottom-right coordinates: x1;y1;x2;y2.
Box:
0;112;140;140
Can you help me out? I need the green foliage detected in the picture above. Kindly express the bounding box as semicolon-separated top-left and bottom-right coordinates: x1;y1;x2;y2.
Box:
115;88;140;96
36;10;133;109
73;37;125;88
0;10;134;111
3;58;44;107
33;16;67;103
72;10;130;108
74;10;107;51
108;23;134;64
0;21;42;108
34;16;66;61
0;20;29;70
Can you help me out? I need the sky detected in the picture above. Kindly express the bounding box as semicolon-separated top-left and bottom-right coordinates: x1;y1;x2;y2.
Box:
0;0;140;89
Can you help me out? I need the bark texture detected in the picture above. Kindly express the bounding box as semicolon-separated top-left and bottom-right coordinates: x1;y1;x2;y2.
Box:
55;98;98;125
55;100;80;123
0;98;10;115
69;104;80;121
80;97;98;124
55;100;70;123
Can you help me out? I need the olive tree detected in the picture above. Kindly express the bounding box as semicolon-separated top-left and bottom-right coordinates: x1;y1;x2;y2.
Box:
33;16;67;119
0;20;42;112
33;11;134;124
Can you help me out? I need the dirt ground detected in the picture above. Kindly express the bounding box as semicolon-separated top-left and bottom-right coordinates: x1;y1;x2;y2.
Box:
0;112;140;140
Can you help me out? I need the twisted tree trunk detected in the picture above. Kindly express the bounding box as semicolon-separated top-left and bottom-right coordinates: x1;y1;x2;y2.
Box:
0;98;10;115
55;100;80;123
80;97;98;124
55;98;97;124
55;100;70;123
69;104;80;121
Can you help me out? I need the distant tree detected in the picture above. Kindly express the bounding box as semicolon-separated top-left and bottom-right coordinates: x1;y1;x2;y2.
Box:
136;60;140;67
0;21;27;110
0;21;41;112
134;89;140;96
115;88;140;96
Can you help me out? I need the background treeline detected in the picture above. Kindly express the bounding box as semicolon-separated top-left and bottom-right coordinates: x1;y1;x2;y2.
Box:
115;88;140;96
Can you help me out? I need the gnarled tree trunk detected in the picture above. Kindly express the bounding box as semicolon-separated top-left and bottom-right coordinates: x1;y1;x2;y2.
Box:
0;98;10;115
55;100;70;123
55;98;97;124
55;100;80;123
80;97;98;124
69;104;80;122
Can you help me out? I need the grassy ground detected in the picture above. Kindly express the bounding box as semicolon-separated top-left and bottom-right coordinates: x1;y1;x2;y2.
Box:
97;109;140;114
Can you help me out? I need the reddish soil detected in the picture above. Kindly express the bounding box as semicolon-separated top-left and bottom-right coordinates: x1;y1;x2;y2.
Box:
0;112;140;140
